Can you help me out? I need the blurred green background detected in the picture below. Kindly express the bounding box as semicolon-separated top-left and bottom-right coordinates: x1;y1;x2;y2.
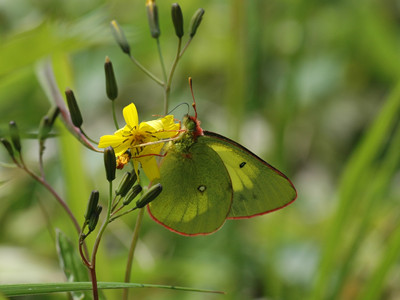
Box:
1;0;400;299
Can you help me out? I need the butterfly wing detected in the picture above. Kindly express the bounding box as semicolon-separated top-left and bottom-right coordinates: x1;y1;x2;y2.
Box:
148;140;233;235
201;131;297;219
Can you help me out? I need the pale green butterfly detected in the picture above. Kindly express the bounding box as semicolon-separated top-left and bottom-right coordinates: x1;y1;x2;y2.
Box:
148;80;297;236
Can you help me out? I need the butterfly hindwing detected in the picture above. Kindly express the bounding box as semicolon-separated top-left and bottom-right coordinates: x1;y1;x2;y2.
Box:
200;131;297;219
148;140;233;235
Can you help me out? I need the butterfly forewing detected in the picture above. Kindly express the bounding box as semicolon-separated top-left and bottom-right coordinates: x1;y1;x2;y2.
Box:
200;131;297;219
148;141;233;235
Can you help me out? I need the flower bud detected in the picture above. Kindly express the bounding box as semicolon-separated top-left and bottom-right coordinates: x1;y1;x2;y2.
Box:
104;146;116;182
123;184;143;206
1;138;15;159
88;205;102;232
189;8;205;38
110;20;131;55
171;3;184;38
146;0;160;38
116;171;138;197
136;183;162;208
9;121;21;153
104;56;118;101
65;88;83;128
48;106;60;127
116;172;130;195
84;190;100;220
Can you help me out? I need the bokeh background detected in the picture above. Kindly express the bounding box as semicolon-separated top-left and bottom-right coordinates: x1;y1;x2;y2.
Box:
1;0;400;299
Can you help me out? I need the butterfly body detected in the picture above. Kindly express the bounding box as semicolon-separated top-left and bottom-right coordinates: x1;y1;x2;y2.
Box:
148;114;297;236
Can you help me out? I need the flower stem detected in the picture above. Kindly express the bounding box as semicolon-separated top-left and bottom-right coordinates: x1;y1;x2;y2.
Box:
80;128;99;145
164;38;182;115
156;38;168;85
155;37;170;116
109;206;137;223
128;54;164;86
122;207;145;300
179;38;193;58
112;101;119;130
90;181;113;300
89;267;99;300
38;147;45;179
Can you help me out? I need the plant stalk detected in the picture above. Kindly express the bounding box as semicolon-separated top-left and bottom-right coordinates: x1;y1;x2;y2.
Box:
122;207;145;300
89;181;114;300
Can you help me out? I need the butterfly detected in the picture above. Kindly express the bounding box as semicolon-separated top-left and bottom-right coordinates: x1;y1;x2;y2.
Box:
148;80;297;236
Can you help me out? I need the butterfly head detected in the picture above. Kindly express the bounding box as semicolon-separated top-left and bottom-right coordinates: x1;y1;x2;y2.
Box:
183;114;203;139
171;115;202;154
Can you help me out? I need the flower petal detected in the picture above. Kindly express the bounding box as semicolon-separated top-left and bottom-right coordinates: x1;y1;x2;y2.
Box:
139;142;164;157
139;156;160;181
139;115;180;139
113;125;129;136
123;103;139;128
158;115;181;138
98;135;130;156
139;119;164;132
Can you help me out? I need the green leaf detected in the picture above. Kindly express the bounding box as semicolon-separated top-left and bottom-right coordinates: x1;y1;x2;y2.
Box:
0;282;225;297
56;229;90;299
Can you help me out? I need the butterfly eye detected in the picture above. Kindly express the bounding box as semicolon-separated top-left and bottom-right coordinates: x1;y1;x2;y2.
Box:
197;185;206;193
239;162;246;168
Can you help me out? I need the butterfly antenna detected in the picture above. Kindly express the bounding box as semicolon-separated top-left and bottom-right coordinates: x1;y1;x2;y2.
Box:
188;77;198;119
167;102;190;115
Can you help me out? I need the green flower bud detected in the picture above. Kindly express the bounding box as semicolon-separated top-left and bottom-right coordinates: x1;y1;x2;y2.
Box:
88;205;102;232
189;8;205;38
116;171;138;197
123;184;143;206
171;3;184;38
65;88;83;128
104;56;118;101
104;146;116;182
136;183;162;208
84;190;100;220
48;106;60;127
110;20;131;55
1;138;15;159
116;172;130;195
9;121;21;153
146;0;160;38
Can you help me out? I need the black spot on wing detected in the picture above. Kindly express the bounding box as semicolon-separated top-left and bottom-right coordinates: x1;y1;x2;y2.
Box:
198;185;206;193
239;162;246;168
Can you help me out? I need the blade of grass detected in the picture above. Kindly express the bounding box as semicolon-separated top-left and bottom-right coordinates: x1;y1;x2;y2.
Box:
310;80;400;299
353;123;400;300
332;118;400;299
0;282;225;297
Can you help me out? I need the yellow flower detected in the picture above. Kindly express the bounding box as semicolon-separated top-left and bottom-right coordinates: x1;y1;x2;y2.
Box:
98;103;180;181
